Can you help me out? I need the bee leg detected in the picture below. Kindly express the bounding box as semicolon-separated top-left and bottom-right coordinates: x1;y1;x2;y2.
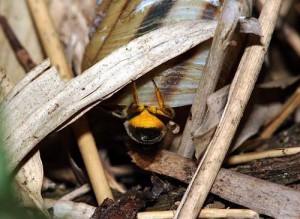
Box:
132;81;140;105
112;109;127;119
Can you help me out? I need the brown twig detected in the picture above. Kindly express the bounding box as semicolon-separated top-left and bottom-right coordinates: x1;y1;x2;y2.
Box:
174;1;282;218
27;0;113;204
0;15;36;72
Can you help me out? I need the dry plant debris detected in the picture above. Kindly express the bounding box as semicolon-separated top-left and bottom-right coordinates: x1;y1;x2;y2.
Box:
1;0;300;218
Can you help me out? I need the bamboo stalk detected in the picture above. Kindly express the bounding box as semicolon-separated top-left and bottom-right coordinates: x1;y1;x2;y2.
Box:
27;0;113;204
174;1;282;218
225;147;300;165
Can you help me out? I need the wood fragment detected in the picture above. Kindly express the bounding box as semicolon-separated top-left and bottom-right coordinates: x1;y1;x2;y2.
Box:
129;150;300;218
175;1;282;218
27;0;113;204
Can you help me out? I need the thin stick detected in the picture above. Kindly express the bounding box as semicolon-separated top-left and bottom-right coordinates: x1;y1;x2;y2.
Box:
260;89;300;139
0;15;36;72
174;1;282;218
60;184;91;201
225;147;300;165
27;0;113;204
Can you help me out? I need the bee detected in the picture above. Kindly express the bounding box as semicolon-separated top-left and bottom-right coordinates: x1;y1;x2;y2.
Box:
123;80;175;145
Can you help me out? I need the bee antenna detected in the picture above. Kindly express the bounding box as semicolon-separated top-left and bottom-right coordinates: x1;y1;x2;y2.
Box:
152;79;165;108
132;81;140;105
